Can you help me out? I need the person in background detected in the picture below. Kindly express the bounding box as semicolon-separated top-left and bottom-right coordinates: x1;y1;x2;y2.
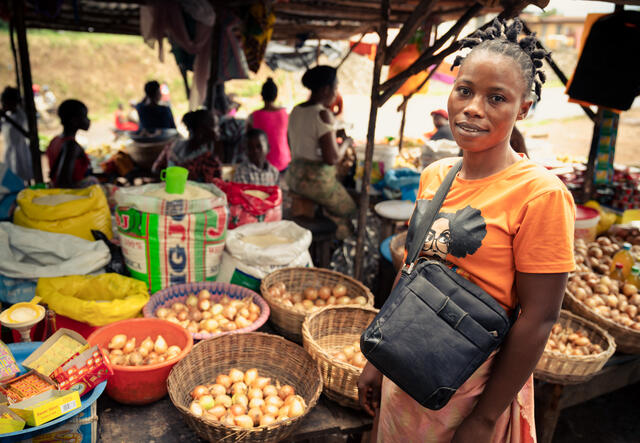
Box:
234;128;279;186
427;109;455;141
136;81;176;132
114;103;139;132
1;87;33;183
287;65;356;239
152;109;221;182
247;78;291;172
46;99;97;188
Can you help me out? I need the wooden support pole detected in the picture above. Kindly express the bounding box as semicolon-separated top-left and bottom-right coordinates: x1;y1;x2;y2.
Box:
354;0;389;281
383;0;438;65
12;0;43;183
520;21;596;123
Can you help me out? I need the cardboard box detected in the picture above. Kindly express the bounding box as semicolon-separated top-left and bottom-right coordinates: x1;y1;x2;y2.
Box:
23;329;88;377
9;389;81;427
51;346;112;397
0;404;26;434
0;370;57;404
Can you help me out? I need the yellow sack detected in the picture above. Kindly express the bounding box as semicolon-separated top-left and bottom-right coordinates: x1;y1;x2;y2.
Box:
13;185;112;241
36;274;149;326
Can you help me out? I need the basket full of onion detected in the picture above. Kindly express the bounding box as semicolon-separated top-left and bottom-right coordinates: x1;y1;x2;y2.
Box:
261;267;374;343
302;305;378;409
167;332;322;443
143;281;270;341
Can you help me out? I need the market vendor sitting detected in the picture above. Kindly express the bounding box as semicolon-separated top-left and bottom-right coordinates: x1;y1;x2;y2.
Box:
234;129;279;187
46;99;98;188
152;109;221;182
286;65;356;240
136;81;176;132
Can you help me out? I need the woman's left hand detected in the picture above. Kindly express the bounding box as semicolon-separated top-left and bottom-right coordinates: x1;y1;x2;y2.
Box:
451;414;496;443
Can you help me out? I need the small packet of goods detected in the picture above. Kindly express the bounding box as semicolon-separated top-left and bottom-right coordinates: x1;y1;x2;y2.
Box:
22;329;88;377
0;404;26;434
9;389;80;427
0;370;57;404
0;341;20;382
51;346;112;397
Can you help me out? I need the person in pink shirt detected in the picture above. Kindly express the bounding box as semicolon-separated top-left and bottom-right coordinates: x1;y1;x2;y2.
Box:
247;78;290;172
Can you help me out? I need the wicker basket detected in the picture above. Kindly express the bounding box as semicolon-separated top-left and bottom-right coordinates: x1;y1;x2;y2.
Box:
261;267;374;343
534;310;616;384
302;305;378;409
142;281;270;341
389;231;407;272
564;286;640;354
167;332;322;443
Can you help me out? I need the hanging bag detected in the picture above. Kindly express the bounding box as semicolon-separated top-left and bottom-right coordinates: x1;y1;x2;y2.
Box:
361;160;517;410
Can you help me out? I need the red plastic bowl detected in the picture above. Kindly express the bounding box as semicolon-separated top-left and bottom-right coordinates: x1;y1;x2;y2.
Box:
87;318;193;405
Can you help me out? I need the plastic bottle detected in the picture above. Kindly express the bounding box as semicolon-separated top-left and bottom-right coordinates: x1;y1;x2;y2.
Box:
609;242;634;279
610;263;626;282
627;266;640;288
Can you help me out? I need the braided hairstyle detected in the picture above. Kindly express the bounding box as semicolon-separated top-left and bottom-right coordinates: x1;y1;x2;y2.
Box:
451;18;547;101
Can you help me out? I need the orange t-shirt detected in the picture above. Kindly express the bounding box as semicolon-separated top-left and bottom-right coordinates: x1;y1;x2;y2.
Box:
414;156;576;311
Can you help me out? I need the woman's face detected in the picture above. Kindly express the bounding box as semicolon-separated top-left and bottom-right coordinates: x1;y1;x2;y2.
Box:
447;51;532;153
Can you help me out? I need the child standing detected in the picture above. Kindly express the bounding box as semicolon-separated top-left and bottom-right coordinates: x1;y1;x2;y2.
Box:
233;129;279;187
46;99;96;188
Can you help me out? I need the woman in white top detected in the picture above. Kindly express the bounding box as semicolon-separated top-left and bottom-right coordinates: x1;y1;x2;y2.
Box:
286;66;356;238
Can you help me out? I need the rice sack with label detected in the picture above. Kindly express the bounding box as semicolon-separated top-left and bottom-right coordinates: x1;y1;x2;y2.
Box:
217;221;312;291
115;182;228;293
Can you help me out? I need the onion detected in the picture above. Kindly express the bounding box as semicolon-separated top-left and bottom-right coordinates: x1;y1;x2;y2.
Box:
229;368;245;383
216;374;232;389
231;382;248;395
215;394;232;408
304;288;318;301
262;385;278;397
198;289;212;300
189;387;206;404
249;397;265;409
333;284;347;297
318;286;332;300
265;395;283;408
232;393;249;408
260;414;276;426
186;295;198;307
209;384;226;397
248;407;262;426
190;401;203;417
155;307;170;319
199;394;215;410
234;414;254;428
229;403;246;417
278;385;295;400
154;335;168;354
244;368;259;386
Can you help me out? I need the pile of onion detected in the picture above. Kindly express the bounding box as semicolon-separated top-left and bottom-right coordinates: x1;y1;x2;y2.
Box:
155;289;261;335
331;340;367;369
267;282;367;312
107;334;180;366
188;368;306;428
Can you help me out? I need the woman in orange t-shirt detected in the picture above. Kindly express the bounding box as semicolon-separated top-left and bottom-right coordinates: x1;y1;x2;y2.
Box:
358;19;575;443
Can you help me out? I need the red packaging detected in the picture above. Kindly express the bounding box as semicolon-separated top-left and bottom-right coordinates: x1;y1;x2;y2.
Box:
50;346;112;396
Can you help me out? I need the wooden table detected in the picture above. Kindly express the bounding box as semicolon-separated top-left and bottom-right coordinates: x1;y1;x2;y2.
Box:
534;354;640;443
98;394;372;442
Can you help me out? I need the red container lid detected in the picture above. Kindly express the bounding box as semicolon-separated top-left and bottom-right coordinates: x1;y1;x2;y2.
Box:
576;205;599;221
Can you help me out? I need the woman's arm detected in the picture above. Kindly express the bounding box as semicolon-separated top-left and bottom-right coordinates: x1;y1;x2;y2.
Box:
452;271;568;442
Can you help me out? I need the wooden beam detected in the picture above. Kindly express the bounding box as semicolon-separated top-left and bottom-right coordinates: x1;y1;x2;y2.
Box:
383;0;438;65
12;0;43;183
377;2;483;104
354;0;390;281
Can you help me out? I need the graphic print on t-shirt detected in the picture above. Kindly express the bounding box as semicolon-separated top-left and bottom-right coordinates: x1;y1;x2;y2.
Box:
421;205;487;260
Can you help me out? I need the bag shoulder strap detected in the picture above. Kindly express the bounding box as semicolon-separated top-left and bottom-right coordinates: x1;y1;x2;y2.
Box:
404;159;463;270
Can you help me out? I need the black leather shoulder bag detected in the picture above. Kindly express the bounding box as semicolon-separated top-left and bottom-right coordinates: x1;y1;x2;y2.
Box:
361;160;517;410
